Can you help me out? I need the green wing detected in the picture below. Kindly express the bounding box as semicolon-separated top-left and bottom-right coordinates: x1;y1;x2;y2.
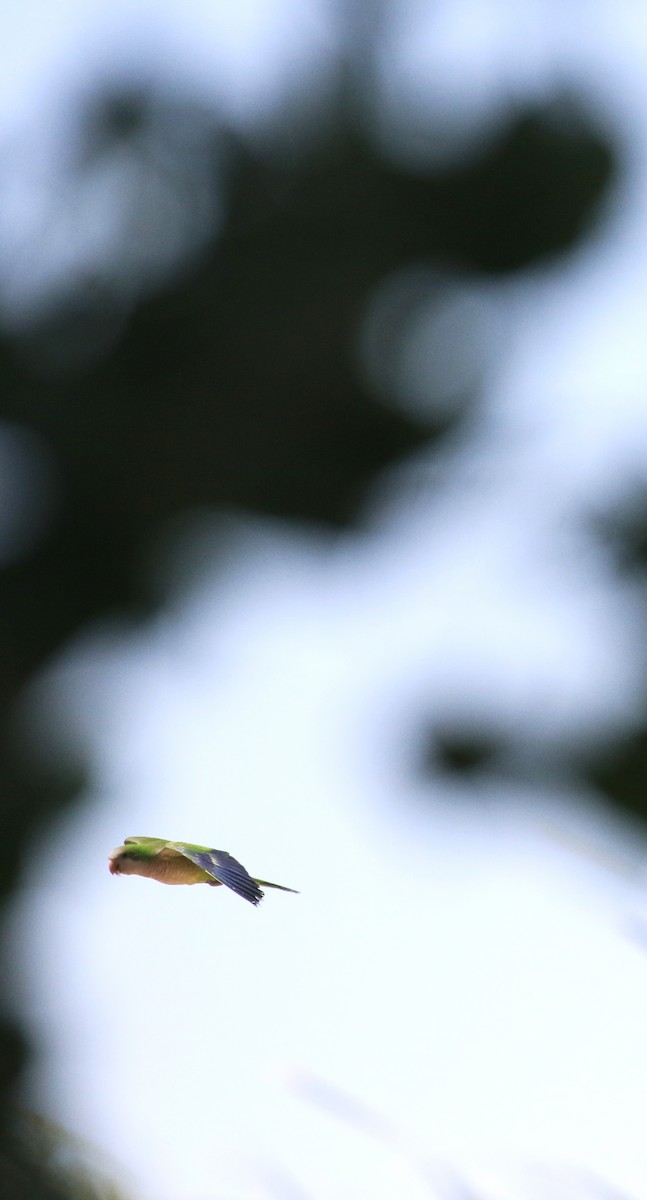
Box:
124;836;168;850
169;842;264;906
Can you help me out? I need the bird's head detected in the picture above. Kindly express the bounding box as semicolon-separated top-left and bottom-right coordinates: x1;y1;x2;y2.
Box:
109;845;136;875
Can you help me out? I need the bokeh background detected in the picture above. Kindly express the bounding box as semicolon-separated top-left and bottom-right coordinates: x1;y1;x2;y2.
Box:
4;1;647;1197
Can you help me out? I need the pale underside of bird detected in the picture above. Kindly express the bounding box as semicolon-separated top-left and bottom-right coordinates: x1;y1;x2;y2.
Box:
108;836;298;906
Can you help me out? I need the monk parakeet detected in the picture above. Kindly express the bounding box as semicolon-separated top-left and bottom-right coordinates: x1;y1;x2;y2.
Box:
109;836;298;906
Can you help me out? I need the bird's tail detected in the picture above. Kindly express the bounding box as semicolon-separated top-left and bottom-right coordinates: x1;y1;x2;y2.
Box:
253;879;299;894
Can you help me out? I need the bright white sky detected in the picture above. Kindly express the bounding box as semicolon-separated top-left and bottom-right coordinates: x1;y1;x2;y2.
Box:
6;3;647;1199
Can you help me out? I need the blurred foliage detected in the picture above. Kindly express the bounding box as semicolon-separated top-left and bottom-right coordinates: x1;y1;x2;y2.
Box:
0;1109;129;1200
564;492;647;820
580;721;647;819
420;724;504;779
591;486;647;577
0;12;621;1195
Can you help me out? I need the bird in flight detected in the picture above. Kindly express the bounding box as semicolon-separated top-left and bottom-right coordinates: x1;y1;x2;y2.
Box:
109;836;298;906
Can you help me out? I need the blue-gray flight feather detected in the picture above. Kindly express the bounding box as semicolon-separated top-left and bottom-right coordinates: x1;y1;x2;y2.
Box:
176;846;264;905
